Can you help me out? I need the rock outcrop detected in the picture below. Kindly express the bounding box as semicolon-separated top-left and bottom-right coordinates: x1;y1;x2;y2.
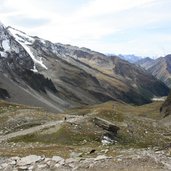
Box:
93;117;120;145
93;117;120;134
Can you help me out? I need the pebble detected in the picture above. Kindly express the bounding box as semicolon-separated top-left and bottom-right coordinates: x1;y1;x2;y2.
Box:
8;160;16;165
28;165;34;170
18;166;28;170
117;158;122;162
4;165;13;171
94;155;111;161
1;163;8;168
65;158;78;164
54;163;61;168
37;164;47;168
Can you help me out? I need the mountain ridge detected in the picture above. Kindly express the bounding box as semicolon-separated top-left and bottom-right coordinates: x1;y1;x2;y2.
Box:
136;54;171;87
118;54;142;63
0;22;169;112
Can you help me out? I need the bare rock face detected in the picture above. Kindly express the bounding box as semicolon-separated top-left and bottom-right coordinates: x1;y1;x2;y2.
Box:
0;24;34;72
93;117;120;145
136;54;171;88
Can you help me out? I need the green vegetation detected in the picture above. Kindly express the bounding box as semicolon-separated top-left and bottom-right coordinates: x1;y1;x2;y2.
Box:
0;100;64;134
1;100;170;157
10;123;101;146
63;101;169;148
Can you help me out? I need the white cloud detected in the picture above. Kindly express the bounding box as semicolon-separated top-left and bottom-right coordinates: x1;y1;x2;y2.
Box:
0;0;171;56
74;0;155;17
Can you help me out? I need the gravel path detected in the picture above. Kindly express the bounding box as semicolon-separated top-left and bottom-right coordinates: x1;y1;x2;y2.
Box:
0;116;81;143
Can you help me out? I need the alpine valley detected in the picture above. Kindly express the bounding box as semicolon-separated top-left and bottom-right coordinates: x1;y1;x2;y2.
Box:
0;22;171;171
0;23;169;112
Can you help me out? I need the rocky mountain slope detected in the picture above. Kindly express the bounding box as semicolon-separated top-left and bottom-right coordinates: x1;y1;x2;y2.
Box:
136;55;171;88
160;91;171;117
135;57;154;69
0;22;169;112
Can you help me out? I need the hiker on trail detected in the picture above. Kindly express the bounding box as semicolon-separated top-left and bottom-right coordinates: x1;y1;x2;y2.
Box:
113;104;115;110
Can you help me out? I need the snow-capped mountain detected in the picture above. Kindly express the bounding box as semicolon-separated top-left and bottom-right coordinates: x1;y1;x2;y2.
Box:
7;27;47;72
0;22;169;112
118;54;142;63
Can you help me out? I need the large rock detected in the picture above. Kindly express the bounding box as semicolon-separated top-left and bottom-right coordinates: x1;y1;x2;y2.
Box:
17;155;42;166
51;156;64;164
93;117;120;145
93;117;120;134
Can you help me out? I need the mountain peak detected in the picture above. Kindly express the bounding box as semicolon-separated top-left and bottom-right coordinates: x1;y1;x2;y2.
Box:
7;26;47;71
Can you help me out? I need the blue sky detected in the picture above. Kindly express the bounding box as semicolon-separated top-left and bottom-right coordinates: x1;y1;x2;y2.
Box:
1;0;171;57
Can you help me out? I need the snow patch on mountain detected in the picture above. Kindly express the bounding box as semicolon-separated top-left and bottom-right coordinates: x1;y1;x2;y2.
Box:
0;24;11;54
2;39;10;51
8;27;47;71
21;43;47;71
0;51;7;58
40;39;46;44
8;27;34;45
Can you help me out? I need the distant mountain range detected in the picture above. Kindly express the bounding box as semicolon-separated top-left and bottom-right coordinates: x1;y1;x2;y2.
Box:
0;22;169;112
118;54;142;63
136;55;171;88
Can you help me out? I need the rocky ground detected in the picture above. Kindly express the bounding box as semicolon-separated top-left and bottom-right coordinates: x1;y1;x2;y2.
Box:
1;100;171;170
0;148;171;171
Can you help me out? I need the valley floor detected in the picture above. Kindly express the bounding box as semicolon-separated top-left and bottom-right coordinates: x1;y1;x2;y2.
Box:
0;100;171;170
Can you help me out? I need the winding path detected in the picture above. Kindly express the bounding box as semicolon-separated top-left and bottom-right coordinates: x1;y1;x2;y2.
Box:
0;116;81;143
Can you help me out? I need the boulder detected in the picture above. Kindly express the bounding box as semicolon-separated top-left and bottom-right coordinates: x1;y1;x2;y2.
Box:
93;117;120;134
93;117;120;145
17;155;42;166
70;152;83;158
51;156;64;164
